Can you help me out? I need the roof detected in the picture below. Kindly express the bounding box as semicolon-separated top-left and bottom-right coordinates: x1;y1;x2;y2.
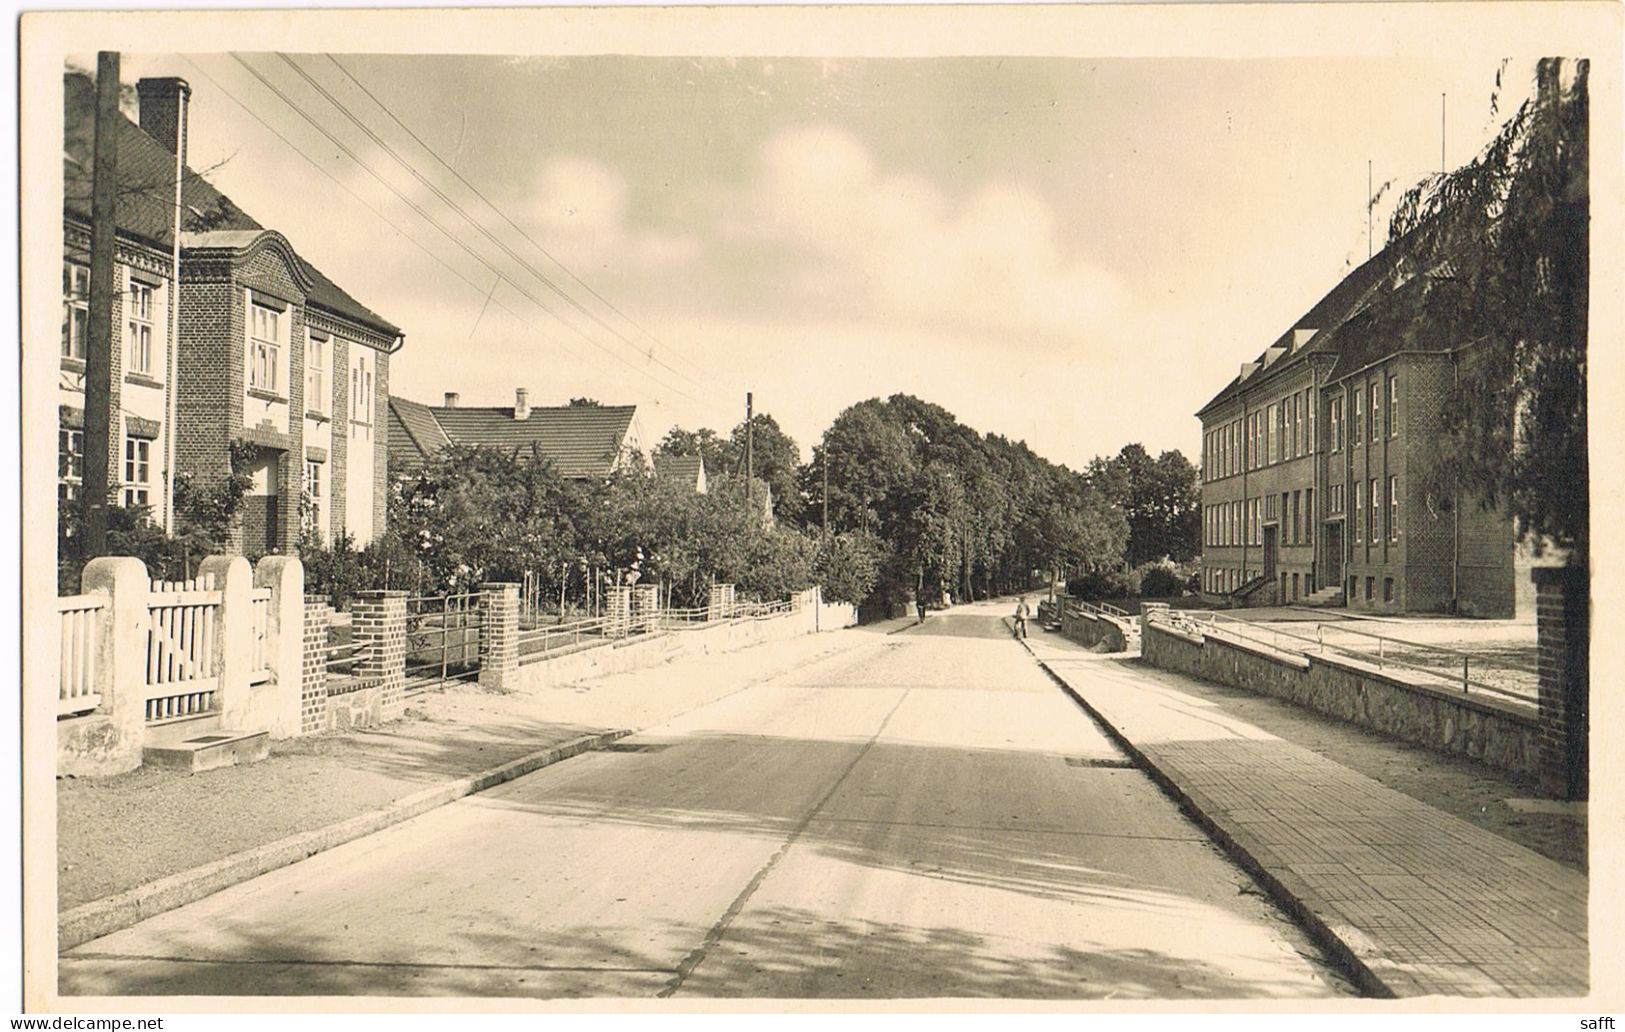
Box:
387;396;639;479
64;72;400;337
1195;246;1404;418
653;454;705;485
387;395;454;474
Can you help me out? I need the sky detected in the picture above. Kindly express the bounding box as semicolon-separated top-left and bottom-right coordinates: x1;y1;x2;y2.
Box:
96;52;1527;470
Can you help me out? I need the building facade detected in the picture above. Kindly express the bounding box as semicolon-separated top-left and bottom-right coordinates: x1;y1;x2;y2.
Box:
60;72;401;558
1196;251;1515;616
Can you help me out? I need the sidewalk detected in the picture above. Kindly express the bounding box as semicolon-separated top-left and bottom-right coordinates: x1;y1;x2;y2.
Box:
1022;628;1588;999
59;623;894;932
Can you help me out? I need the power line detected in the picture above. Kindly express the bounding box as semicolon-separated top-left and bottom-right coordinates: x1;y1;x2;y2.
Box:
279;53;712;396
187;57;685;417
323;53;711;386
226;53;699;406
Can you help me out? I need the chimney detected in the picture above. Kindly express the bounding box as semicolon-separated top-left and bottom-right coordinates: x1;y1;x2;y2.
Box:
514;387;530;421
135;77;191;167
443;392;459;408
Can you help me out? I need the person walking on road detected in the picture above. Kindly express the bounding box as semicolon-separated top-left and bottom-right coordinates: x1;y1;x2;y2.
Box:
916;594;928;625
1013;596;1031;639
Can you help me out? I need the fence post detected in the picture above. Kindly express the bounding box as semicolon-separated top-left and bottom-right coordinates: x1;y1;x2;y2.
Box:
1534;565;1588;800
199;554;254;730
301;595;332;735
607;584;633;637
254;556;304;738
355;591;408;719
69;557;149;775
478;582;520;692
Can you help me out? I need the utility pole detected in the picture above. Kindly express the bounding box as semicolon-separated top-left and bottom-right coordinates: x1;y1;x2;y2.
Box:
83;51;121;557
1441;93;1447;175
744;391;754;517
1367;159;1373;260
821;448;829;548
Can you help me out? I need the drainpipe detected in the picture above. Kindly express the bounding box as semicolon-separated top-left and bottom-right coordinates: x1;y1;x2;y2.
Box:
161;106;186;535
1452;354;1460;610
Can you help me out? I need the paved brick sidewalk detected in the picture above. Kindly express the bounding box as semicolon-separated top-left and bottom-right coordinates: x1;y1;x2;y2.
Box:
1022;630;1588;999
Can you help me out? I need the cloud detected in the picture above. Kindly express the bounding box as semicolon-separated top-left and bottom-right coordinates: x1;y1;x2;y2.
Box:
728;124;1130;341
518;157;698;274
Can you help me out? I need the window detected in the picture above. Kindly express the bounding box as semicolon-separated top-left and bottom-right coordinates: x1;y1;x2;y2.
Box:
1389;475;1400;541
1370;478;1380;542
1330;398;1343;452
1294;393;1304;457
351;350;374;425
1307;391;1316;454
1370;382;1381;442
58;428;83;502
1305;489;1314;545
1384;577;1394;603
1267;403;1279;463
1232;421;1240;476
62;262;90;360
1389;375;1399;437
1366;577;1375;601
1330;483;1343;514
1292;573;1300;601
1353;481;1363;542
306;333;329;415
1292;490;1302;545
1353;389;1363;445
126;278;156;376
122;437;151;509
304;460;323;539
249;302;282;393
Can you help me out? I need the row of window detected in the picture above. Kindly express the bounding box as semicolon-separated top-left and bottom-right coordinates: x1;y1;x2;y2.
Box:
250;299;375;425
1204;374;1403;482
1203;488;1317;549
1351;575;1397;604
64;266;373;426
1203;387;1319;482
57;429;149;509
62;262;161;378
1351;476;1401;544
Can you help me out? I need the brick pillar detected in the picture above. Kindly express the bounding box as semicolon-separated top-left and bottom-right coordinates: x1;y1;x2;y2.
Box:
607;585;632;637
199;554;254;729
72;557;151;776
633;583;659;632
254;555;304;738
478;582;519;692
1534;566;1588;800
301;596;331;735
354;590;407;720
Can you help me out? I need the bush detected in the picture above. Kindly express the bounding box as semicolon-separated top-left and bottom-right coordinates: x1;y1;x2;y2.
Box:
815;531;884;604
1138;564;1182;598
1066;568;1133;601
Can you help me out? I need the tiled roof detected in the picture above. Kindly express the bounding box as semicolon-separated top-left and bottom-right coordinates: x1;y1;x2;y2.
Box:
1196;246;1403;417
388;396;638;479
387;395;453;474
64;72;399;337
654;454;704;485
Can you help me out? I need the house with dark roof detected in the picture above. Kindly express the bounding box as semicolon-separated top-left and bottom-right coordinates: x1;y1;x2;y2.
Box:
59;70;402;558
1195;245;1515;616
388;389;649;480
653;454;707;494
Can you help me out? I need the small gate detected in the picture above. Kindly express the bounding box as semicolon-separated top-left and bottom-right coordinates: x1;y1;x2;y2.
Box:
404;592;483;693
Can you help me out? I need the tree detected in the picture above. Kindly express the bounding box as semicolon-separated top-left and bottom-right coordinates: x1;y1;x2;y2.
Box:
1384;58;1588;562
729;413;805;524
655;426;737;481
1094;444;1200;566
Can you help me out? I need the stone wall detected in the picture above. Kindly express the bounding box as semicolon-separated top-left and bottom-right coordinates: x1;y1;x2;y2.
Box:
1059;607;1128;652
1140;619;1541;779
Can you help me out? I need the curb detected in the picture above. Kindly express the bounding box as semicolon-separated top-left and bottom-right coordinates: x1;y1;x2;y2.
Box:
59;728;631;951
1016;634;1394;999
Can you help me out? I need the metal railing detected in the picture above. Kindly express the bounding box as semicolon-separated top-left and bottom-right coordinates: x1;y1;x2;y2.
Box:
518;615;612;659
1146;607;1530;704
1063;599;1132;621
405;592;483;690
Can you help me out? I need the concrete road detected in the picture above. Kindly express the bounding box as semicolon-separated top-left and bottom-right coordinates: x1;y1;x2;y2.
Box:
61;599;1354;999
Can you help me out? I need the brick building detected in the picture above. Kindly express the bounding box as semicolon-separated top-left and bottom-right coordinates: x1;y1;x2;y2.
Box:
60;72;401;557
1196;247;1516;616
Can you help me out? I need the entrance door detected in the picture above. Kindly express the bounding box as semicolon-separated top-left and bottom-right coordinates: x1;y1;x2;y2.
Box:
1324;522;1343;589
1262;525;1277;584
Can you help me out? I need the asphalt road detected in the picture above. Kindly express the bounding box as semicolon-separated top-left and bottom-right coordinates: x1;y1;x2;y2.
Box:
61;600;1354;999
